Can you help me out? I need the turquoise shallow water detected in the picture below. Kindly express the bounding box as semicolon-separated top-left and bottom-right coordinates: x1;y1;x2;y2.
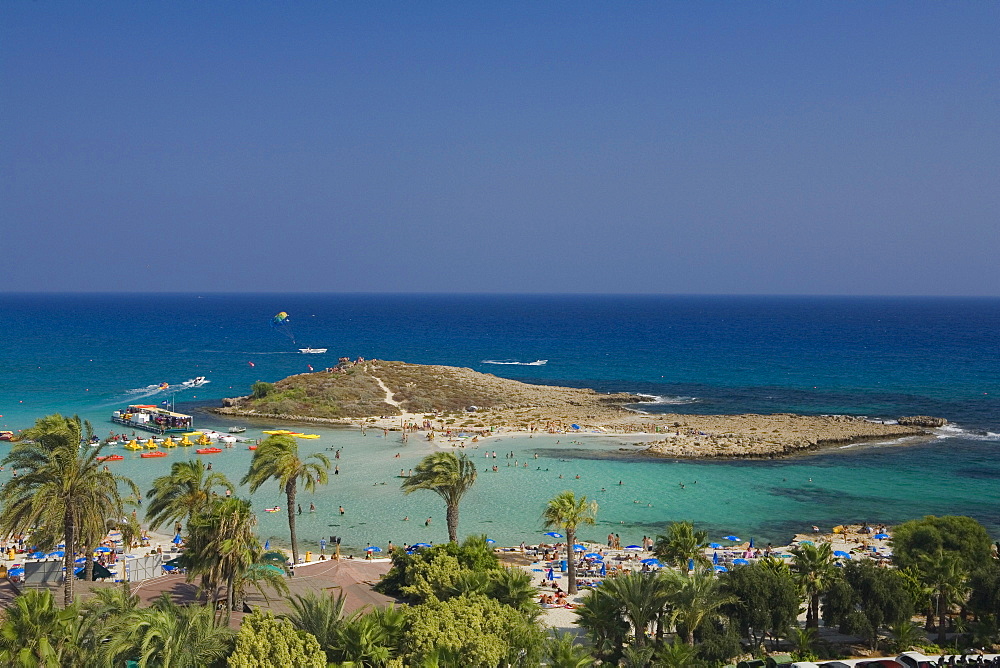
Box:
0;294;998;554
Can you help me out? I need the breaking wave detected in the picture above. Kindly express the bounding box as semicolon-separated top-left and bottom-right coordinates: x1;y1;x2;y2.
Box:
481;359;548;366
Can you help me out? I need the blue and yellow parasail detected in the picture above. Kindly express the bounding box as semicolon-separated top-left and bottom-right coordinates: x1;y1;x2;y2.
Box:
271;311;295;344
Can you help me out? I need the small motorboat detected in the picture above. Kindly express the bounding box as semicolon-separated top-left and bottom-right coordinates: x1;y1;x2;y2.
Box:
141;451;167;458
299;348;327;354
196;447;222;455
227;426;246;433
97;454;124;462
264;506;280;513
181;377;208;388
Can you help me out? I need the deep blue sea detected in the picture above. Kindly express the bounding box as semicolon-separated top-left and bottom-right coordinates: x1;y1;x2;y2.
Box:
1;294;998;554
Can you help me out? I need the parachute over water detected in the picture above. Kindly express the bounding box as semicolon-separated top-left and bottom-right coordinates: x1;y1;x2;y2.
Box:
271;311;295;344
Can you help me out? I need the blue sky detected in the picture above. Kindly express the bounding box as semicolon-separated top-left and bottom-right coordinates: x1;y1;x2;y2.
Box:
3;2;998;295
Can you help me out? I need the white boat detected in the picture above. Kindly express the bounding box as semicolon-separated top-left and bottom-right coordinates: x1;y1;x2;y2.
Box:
299;348;327;354
181;376;208;387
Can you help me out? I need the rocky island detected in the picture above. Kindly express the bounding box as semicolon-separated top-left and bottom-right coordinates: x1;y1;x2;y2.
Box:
213;359;941;459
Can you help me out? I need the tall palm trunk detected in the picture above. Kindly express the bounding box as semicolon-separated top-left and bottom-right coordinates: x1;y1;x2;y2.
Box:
446;502;459;543
286;479;298;563
807;593;820;628
84;545;94;582
937;593;948;644
566;528;578;594
63;508;76;608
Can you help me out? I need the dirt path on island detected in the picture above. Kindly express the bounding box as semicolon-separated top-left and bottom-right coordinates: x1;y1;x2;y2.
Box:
371;375;402;410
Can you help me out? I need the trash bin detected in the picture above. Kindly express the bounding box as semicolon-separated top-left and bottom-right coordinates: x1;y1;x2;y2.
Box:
560;559;567;572
305;551;312;562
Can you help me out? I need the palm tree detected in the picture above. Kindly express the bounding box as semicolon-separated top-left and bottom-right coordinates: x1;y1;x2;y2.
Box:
99;594;235;667
574;585;631;660
241;434;330;564
0;414;138;607
185;497;267;614
541;490;597;594
670;569;736;646
653;521;711;573
0;589;79;667
146;459;234;532
917;550;969;644
791;541;838;629
401;451;477;544
597;570;679;646
544;631;595;668
284;591;348;661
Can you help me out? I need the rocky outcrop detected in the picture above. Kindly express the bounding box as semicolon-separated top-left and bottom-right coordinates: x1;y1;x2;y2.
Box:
897;415;948;428
643;414;931;459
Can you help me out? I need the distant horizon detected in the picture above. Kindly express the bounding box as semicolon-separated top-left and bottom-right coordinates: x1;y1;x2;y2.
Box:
3;291;999;300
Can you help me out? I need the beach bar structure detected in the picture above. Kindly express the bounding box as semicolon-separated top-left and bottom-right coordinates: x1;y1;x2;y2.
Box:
112;405;193;434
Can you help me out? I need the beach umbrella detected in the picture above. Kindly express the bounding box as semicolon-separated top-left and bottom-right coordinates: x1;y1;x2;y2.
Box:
571;424;580;430
28;551;46;560
833;550;851;559
640;558;661;566
624;545;643;550
709;542;722;549
573;544;586;551
713;551;719;565
75;557;88;564
172;533;183;545
874;533;889;540
599;562;606;576
585;553;603;560
732;558;750;566
544;532;564;538
724;535;740;542
714;565;728;573
749;537;754;548
413;542;432;548
8;568;24;577
799;540;814;545
485;539;495;544
94;546;112;553
365;546;382;553
47;550;65;558
264;539;270;550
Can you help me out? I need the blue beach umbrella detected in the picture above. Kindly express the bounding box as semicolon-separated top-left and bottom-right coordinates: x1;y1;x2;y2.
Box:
640;558;661;566
75;557;87;564
749;537;754;548
709;542;722;549
624;545;643;550
585;553;603;560
172;534;183;545
544;532;563;538
799;540;814;545
94;546;112;553
713;551;719;565
365;546;382;553
28;551;46;559
874;533;889;540
413;542;432;548
724;535;740;542
47;550;65;558
485;539;495;544
833;550;851;559
573;544;586;551
571;424;580;430
714;565;728;573
264;539;270;550
732;558;750;566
